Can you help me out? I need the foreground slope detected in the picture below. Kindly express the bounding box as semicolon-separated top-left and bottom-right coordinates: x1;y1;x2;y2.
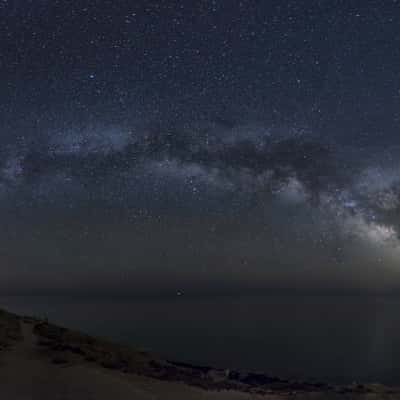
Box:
0;308;399;399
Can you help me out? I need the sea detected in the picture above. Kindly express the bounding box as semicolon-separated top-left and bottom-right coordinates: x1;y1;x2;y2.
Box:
1;294;400;385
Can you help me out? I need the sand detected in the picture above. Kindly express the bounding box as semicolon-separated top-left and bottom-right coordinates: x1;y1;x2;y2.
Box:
0;316;273;399
1;309;400;399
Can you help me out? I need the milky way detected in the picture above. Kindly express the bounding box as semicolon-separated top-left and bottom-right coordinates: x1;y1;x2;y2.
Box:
1;1;400;294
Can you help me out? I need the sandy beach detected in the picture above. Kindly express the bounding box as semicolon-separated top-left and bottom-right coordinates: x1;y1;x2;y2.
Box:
0;308;400;399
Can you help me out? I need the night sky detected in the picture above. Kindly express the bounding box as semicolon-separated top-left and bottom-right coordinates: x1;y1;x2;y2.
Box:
1;0;400;295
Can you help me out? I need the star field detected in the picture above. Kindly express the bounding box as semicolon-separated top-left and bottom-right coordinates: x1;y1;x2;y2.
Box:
1;0;400;294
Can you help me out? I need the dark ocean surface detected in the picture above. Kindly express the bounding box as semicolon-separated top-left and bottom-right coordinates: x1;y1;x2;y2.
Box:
2;294;400;385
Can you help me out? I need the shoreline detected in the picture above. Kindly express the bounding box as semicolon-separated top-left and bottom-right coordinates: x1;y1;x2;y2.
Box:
1;308;400;399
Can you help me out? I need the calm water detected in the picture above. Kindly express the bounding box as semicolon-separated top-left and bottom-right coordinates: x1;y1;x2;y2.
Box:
2;294;400;385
